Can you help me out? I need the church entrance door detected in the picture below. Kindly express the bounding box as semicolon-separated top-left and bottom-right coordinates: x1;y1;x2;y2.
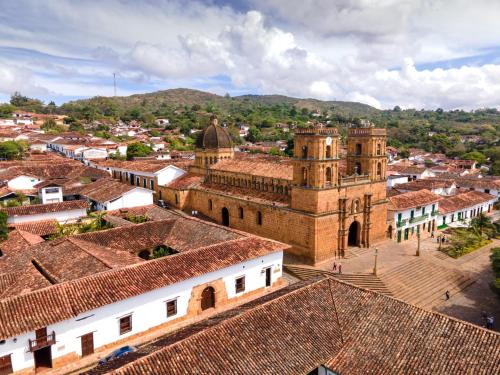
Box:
348;221;361;246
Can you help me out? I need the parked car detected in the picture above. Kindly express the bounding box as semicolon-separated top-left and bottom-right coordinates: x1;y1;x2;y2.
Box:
157;199;169;209
99;346;136;365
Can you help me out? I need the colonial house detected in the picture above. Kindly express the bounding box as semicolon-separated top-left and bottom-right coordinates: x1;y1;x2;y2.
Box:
386;174;409;188
437;191;496;228
388;189;442;242
89;160;189;194
392;179;456;197
80;179;154;211
0;216;286;374
387;165;435;180
1;200;88;225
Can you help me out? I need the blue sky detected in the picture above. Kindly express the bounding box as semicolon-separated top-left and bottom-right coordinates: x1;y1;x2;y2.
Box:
1;0;500;109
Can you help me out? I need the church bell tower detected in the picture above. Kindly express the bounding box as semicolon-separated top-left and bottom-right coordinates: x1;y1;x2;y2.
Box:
346;121;387;181
291;126;341;213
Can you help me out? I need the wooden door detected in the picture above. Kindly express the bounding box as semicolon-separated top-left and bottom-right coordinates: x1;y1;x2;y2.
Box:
0;355;13;375
265;267;272;287
201;287;215;310
35;327;47;341
81;333;94;357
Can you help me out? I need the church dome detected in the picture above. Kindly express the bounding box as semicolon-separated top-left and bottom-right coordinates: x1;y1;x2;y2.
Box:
195;115;233;149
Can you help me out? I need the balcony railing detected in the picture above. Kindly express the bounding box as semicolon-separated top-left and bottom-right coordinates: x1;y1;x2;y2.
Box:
396;219;408;228
28;332;56;352
409;213;429;224
431;211;437;216
340;174;370;185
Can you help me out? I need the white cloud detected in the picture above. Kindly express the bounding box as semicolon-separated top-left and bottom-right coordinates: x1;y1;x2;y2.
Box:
1;0;500;109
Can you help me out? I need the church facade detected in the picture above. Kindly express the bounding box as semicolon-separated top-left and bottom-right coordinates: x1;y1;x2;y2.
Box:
159;116;388;265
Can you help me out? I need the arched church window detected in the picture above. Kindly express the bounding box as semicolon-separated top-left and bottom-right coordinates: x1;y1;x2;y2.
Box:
377;162;382;177
302;167;308;186
377;143;382;156
302;145;308;159
208;199;213;211
326;167;332;185
355;143;362;156
326;145;332;158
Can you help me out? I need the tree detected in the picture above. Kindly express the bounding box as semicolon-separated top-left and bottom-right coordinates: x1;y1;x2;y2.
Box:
0;103;15;118
41;118;65;134
69;122;85;133
462;151;487;165
126;142;152;160
470;213;495;238
0;211;8;241
0;141;27;160
246;126;262;143
490;160;500;176
10;92;30;106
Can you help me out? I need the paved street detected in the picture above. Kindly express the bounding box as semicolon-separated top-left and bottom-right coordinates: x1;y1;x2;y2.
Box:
315;236;500;331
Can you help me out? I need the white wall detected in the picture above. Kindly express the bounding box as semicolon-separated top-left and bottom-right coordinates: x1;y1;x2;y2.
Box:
7;208;87;224
0;251;283;372
387;175;408;188
82;149;108;160
98;188;153;211
438;199;495;227
392;201;438;240
7;175;41;190
156;165;186;186
40;187;63;204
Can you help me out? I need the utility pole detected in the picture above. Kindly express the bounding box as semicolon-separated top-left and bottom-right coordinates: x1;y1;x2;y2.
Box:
113;73;117;97
373;247;378;276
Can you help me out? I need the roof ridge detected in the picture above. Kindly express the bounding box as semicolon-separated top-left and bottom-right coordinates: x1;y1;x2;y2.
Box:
65;237;114;270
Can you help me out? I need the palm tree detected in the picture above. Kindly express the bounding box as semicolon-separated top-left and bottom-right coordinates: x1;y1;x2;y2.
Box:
469;213;494;237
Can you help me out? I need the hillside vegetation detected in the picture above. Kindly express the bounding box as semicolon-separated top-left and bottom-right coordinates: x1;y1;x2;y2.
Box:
2;89;499;172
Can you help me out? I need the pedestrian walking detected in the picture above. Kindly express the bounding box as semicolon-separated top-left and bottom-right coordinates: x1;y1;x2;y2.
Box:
332;262;337;272
338;263;342;274
486;316;494;330
445;290;450;300
481;311;488;327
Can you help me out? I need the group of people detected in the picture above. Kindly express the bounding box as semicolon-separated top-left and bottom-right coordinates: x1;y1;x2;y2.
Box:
332;262;342;274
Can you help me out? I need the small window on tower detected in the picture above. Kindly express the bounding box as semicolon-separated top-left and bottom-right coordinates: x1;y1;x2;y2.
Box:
355;143;362;156
326;145;332;158
377;143;382;156
302;145;308;159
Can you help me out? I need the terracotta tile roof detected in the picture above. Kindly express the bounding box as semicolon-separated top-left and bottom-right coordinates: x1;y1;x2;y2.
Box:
28;238;143;283
388;189;442;211
76;218;242;253
79;179;138;203
387;165;428;175
10;220;59;236
167;173;203;190
0;235;285;339
0;186;15;198
0;229;44;255
395;179;455;191
87;278;500;375
438;191;496;214
198;182;290;206
210;157;293;180
1;200;88;217
0;266;52;299
95;159;191;173
105;205;179;222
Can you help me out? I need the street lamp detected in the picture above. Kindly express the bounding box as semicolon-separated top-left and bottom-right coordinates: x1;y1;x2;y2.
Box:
416;232;421;256
373;247;378;276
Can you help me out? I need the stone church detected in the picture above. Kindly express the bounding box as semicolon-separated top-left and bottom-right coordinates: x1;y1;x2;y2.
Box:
159;116;388;265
